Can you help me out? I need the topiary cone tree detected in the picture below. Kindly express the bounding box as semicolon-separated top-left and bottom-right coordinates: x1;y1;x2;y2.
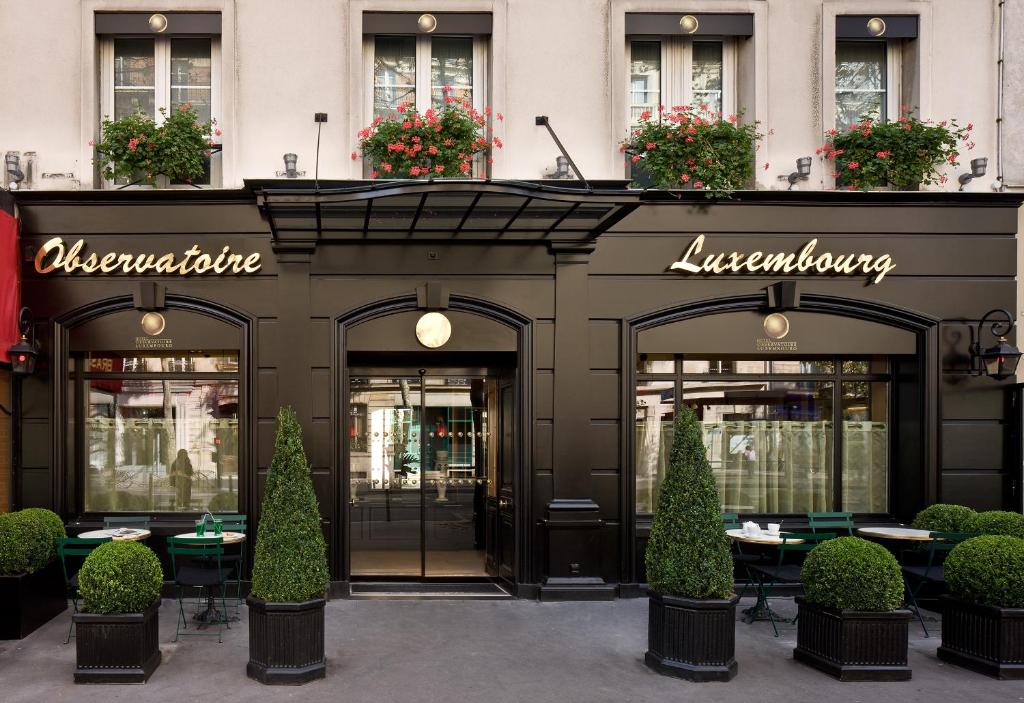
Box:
644;405;738;682
251;407;329;603
646;405;733;599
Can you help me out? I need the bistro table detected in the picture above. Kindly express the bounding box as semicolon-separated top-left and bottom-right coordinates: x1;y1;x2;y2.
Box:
856;526;933;541
78;527;151;542
726;529;804;624
173;531;246;625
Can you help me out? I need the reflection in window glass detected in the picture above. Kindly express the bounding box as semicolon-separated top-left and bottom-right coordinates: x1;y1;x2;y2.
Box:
836;40;886;129
692;41;724;115
374;36;417;119
431;37;473;108
629;41;661;126
83;352;239;513
170;38;213;124
635;381;675;513
113;38;156;119
637;354;674;374
842;381;888;513
681;358;836;375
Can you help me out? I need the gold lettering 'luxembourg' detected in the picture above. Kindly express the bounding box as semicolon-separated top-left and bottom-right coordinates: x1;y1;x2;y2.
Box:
34;238;262;276
669;235;896;285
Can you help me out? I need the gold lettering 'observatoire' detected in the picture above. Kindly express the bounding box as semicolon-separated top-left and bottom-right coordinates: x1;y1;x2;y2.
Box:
670;235;896;285
33;237;262;275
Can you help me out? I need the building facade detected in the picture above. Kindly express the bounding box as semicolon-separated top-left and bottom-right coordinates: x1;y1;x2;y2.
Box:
2;1;1022;596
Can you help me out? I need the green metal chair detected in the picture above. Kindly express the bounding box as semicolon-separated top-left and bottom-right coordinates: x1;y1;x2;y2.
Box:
807;511;854;536
722;513;760;599
211;514;247;606
167;536;231;643
747;532;837;636
102;515;151;530
56;536;112;644
902;531;976;637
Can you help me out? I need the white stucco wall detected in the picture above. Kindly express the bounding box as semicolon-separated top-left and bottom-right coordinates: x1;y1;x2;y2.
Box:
0;0;1006;191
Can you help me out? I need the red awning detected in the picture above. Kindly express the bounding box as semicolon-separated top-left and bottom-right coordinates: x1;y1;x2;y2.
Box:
0;191;19;364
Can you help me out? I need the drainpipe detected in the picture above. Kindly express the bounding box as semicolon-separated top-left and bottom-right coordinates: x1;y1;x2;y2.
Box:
996;0;1007;191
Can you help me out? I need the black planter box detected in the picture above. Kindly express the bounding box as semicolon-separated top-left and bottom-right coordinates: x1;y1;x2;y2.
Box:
247;596;326;685
0;560;68;640
73;602;161;683
793;597;912;681
645;592;739;682
937;595;1024;679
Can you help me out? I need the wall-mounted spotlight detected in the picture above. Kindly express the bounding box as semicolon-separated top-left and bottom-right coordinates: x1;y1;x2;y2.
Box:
418;13;438;33
958;157;988;191
148;13;169;33
866;17;886;37
968;308;1022;381
786;156;813;190
679;14;699;34
8;307;40;376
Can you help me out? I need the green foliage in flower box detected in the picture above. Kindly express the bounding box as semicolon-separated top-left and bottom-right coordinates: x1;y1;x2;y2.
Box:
821;111;973;191
79;541;163;614
645;406;734;599
93;103;218;185
945;535;1024;608
250;407;329;602
802;536;904;611
621;105;761;198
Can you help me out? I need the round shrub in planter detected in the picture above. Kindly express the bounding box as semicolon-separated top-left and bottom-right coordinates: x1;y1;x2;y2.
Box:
911;503;977;533
248;407;330;685
74;541;164;684
794;537;911;681
0;509;68;639
938;535;1024;679
645;406;737;682
964;511;1024;539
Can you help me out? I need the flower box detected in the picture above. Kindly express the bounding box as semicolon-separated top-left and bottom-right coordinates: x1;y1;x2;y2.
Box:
73;602;161;684
247;596;326;685
0;559;67;639
937;595;1024;679
645;592;739;682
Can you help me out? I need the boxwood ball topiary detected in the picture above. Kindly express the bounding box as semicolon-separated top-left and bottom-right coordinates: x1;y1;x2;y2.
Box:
79;541;164;614
250;407;329;602
945;535;1024;608
964;510;1024;539
645;405;734;599
802;536;904;612
0;509;63;575
18;508;66;559
912;503;977;533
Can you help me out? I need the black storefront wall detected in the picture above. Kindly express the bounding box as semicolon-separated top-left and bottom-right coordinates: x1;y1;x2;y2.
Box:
11;185;1022;596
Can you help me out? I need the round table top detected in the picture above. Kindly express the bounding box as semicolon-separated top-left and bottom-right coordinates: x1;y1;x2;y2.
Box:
174;531;246;545
857;526;933;541
78;528;151;542
726;528;803;545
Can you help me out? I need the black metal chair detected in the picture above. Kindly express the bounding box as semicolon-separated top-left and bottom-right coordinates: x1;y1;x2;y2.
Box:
167;536;231;643
56;536;111;644
902;531;975;637
746;532;837;636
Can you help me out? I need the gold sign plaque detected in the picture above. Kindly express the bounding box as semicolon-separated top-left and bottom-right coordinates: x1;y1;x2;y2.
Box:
34;237;261;276
756;339;798;352
135;337;173;350
670;235;896;284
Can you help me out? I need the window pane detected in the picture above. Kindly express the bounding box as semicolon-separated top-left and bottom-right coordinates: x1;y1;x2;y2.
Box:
431;37;473;108
85;378;239;513
681;357;836;374
836;40;886;128
841;357;888;375
629;41;660;126
635;380;675;513
84;352;238;374
170;38;213;124
684;380;834;514
692;41;724;115
842;382;888;513
113;38;155;119
637;354;674;374
374;36;417;119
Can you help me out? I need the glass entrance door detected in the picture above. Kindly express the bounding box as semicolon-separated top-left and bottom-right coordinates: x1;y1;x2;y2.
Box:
348;375;493;578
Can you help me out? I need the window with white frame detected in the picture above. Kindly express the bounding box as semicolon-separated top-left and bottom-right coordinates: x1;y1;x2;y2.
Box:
627;38;735;127
99;35;222;185
835;40;901;129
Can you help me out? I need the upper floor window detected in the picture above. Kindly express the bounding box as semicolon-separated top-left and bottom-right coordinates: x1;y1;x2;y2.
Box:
834;15;918;130
627;38;733;127
97;13;222;186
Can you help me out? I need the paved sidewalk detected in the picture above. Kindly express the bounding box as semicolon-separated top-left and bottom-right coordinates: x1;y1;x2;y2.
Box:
1;596;1021;703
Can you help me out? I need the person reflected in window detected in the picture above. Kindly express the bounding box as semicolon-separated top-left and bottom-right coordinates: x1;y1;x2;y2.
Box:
171;449;194;510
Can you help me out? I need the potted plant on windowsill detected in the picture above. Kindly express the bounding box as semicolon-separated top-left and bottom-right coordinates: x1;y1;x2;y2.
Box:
352;86;502;179
0;508;68;639
794;536;911;681
621;105;762;198
938;535;1024;679
644;406;738;682
92;102;220;188
73;541;163;684
247;407;330;685
820;110;973;191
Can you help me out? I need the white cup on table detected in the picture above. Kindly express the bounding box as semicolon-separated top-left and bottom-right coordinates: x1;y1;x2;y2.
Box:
766;523;781;536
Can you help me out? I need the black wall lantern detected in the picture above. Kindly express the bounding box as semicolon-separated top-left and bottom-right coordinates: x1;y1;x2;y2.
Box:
969;308;1022;381
8;307;39;376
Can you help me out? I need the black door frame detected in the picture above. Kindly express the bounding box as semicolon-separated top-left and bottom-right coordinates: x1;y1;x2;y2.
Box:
335;295;533;592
